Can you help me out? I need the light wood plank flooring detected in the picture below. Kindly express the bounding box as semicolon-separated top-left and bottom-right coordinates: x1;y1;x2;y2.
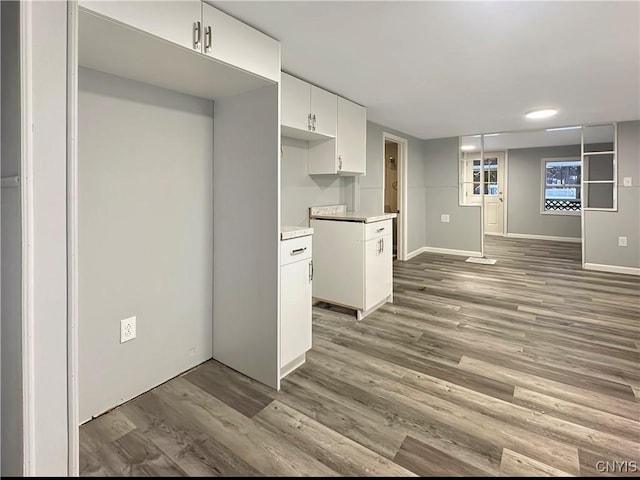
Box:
80;236;640;477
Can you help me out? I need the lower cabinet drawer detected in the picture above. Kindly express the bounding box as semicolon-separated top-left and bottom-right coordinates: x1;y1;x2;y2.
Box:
365;219;392;241
280;235;312;266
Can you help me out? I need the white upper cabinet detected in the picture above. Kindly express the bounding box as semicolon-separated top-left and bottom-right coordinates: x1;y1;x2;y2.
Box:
311;86;337;138
201;3;280;82
281;73;312;131
79;1;202;52
79;1;279;83
281;73;337;139
337;97;367;175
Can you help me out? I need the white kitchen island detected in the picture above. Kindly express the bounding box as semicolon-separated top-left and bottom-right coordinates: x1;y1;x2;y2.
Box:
310;205;397;320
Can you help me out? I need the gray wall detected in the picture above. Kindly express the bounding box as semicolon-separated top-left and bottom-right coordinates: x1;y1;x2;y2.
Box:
424;137;482;253
584;120;640;269
507;144;582;238
1;2;22;475
78;68;214;421
361;121;426;254
281;136;343;226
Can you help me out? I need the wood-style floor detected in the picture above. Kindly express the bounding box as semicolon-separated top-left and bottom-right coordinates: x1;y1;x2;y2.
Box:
80;236;640;477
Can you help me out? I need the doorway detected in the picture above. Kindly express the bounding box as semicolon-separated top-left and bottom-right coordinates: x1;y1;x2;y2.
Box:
384;140;399;259
463;151;506;236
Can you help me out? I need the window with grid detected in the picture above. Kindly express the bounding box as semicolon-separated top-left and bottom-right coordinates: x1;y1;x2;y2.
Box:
542;158;581;213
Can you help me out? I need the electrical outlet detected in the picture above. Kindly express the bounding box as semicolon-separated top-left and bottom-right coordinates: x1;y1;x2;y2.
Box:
120;316;136;343
623;177;633;187
441;214;450;223
618;236;628;247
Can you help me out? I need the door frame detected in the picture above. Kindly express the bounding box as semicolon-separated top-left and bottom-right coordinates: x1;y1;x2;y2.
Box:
382;132;408;261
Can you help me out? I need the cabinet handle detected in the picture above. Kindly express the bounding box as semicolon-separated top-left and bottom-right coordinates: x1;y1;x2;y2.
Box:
309;260;313;282
377;238;381;254
193;21;201;50
291;247;307;255
312;114;316;131
308;113;312;131
204;25;212;53
376;227;385;232
382;237;384;253
338;155;343;170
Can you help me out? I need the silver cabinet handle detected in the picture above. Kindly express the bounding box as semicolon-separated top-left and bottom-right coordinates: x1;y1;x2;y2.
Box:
312;114;317;131
377;238;381;254
291;247;307;255
338;155;343;170
308;113;312;131
309;260;313;282
376;227;385;232
193;21;201;50
204;25;212;53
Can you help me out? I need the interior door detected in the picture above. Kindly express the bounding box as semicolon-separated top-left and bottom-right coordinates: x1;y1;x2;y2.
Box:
464;152;505;235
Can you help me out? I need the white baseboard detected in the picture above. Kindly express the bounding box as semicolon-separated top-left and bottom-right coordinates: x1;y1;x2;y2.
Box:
423;246;482;257
405;247;427;261
583;263;640;276
506;232;581;243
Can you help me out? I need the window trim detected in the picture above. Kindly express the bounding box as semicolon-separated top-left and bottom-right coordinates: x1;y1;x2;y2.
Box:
540;157;582;216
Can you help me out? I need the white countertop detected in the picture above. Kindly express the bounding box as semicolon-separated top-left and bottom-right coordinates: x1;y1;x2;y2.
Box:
281;225;314;240
310;211;397;223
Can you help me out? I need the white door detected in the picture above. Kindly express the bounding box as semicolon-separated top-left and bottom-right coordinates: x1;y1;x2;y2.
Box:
201;3;280;82
79;1;202;52
310;86;337;137
464;152;505;235
365;234;392;310
337;97;366;174
281;73;311;131
280;259;312;366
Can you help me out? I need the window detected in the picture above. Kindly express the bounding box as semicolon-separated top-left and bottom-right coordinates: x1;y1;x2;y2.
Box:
542;158;581;213
473;158;499;195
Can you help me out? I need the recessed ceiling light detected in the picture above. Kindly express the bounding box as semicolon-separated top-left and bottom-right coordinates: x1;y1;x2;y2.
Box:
546;126;581;131
460;145;475;151
526;109;558;119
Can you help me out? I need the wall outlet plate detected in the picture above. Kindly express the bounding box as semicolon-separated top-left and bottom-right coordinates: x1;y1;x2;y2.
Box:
618;236;628;247
441;214;450;223
120;316;136;343
623;177;633;187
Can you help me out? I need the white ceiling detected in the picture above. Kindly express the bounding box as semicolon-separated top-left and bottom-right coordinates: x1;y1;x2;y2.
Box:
212;1;640;140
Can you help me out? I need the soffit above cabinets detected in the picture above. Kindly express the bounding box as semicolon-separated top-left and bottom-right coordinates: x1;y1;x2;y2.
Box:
78;8;274;101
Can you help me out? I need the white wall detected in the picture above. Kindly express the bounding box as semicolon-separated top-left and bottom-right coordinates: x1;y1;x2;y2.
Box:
281;136;343;226
507;144;582;239
25;1;69;474
424;137;482;254
78;68;214;421
584;120;640;271
361;121;426;253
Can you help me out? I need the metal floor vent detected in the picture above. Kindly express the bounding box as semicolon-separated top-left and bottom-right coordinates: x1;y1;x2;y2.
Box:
465;257;497;265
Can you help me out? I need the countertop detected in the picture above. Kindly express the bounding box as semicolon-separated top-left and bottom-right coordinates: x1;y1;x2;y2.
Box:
310;211;398;223
281;225;314;240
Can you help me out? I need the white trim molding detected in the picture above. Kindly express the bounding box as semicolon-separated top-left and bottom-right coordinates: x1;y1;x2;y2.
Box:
506;232;582;243
405;246;483;260
583;263;640;276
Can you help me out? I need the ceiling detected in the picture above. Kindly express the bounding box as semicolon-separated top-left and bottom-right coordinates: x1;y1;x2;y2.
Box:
460;124;615;152
212;1;640;140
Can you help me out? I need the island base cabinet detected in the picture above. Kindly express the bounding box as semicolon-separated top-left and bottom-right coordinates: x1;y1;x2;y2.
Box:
280;236;313;377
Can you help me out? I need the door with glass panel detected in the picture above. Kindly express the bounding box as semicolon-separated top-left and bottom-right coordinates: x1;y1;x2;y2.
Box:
463;152;505;235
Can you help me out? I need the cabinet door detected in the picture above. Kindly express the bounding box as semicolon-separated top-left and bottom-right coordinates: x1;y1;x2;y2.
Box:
310;86;337;137
280;259;313;367
79;0;202;52
337;97;367;175
281;73;311;131
202;3;280;82
365;234;392;310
